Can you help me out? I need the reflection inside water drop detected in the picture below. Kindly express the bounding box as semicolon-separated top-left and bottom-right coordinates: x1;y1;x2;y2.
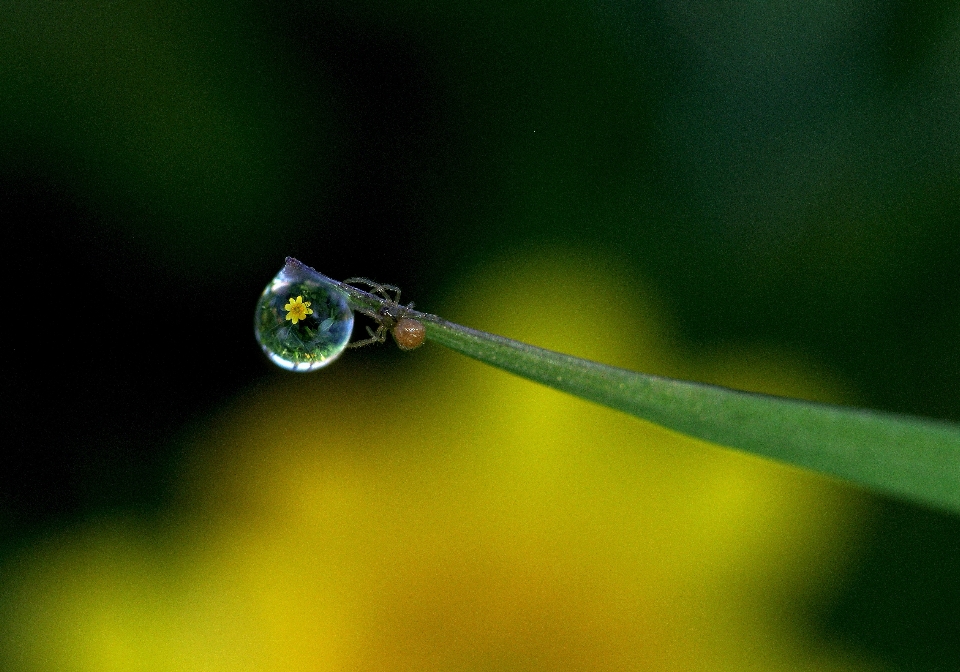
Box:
254;261;354;371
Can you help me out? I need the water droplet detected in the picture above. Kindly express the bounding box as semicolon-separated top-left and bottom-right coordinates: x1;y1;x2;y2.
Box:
255;260;354;371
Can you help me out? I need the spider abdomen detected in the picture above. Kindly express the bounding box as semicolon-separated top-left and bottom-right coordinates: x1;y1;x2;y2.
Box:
392;317;426;351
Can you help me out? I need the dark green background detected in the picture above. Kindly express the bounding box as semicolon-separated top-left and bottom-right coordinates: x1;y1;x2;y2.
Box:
2;2;958;669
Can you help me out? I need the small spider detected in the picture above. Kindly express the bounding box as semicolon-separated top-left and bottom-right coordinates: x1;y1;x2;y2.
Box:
344;277;426;351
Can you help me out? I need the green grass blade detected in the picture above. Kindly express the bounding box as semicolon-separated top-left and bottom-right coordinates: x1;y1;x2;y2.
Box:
418;314;960;515
287;258;960;515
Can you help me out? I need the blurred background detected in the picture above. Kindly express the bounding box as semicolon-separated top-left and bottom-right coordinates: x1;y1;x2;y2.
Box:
1;1;959;670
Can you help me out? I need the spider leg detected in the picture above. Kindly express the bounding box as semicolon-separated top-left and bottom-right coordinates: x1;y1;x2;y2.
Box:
343;277;378;288
347;337;376;349
344;278;389;300
343;277;401;303
379;284;401;303
348;325;387;349
355;306;379;321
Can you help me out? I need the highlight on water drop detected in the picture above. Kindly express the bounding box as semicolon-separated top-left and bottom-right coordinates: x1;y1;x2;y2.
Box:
254;259;354;371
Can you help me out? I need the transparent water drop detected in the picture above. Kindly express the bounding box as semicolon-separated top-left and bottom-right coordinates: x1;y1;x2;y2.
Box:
255;260;354;371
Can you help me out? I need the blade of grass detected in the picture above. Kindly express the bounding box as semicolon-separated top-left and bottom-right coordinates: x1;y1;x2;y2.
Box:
291;258;960;515
419;314;960;514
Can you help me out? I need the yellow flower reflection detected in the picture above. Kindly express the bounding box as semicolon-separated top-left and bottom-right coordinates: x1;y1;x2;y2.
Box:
283;295;313;324
0;253;873;672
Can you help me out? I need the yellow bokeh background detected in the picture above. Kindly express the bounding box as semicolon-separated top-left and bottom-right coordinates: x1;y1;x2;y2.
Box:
1;252;875;671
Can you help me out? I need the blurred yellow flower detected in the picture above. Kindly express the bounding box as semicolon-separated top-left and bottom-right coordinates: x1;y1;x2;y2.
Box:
0;252;874;672
284;295;312;324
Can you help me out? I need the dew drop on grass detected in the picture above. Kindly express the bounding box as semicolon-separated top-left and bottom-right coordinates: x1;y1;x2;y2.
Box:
255;260;354;371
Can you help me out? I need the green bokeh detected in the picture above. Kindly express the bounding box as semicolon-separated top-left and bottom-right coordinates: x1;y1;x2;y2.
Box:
0;0;338;273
